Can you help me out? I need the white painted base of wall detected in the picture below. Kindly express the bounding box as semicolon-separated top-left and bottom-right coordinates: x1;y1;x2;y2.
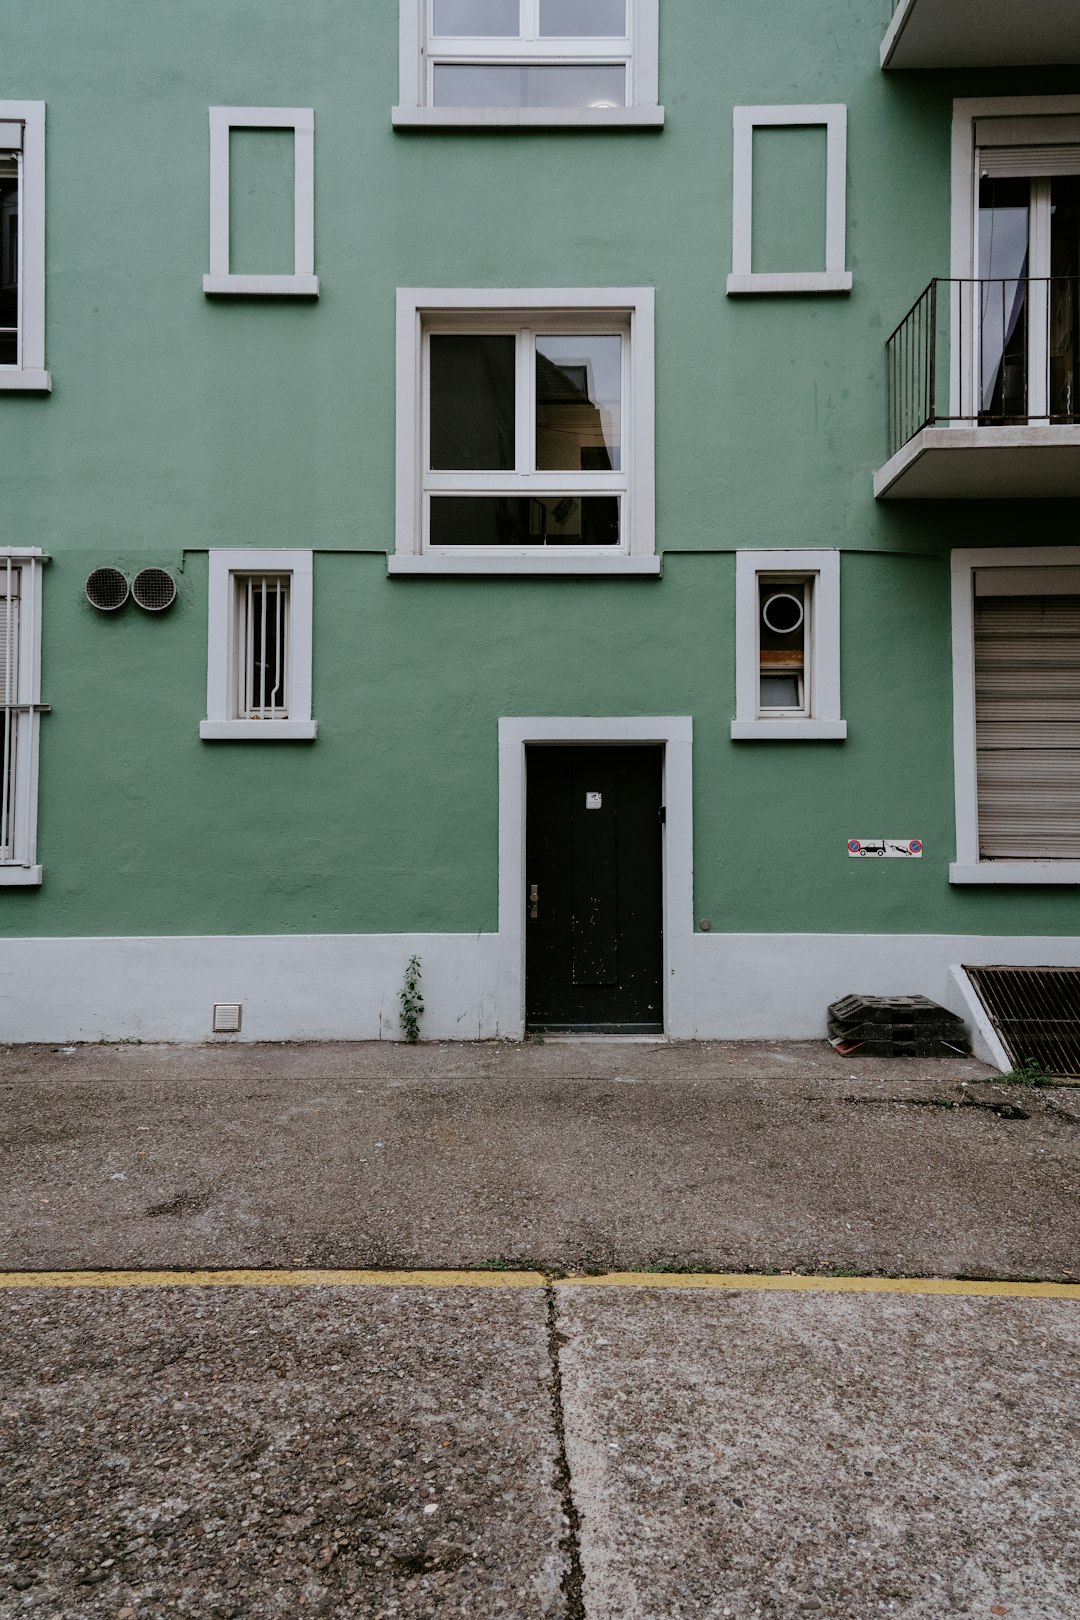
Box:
3;931;1080;1058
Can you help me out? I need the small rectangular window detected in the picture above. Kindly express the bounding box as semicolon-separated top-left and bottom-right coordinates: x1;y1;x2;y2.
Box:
235;575;291;720
0;549;45;884
0;103;49;391
395;0;661;125
732;551;845;741
201;551;316;741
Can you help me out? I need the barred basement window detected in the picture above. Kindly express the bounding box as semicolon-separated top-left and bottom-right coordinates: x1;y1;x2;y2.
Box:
0;549;46;884
201;550;316;742
236;575;290;719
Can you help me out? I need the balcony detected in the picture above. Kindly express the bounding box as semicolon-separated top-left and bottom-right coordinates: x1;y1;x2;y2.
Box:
875;278;1080;499
881;0;1080;69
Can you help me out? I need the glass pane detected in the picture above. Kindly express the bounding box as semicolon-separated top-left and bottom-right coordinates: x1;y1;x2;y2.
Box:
539;0;626;36
0;157;18;368
979;177;1030;421
760;675;801;710
1049;176;1080;421
430;495;620;546
433;63;626;108
432;0;520;35
536;335;621;472
759;582;805;711
429;335;516;471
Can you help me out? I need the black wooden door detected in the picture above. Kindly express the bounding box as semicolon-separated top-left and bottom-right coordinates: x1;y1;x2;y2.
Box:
525;745;664;1033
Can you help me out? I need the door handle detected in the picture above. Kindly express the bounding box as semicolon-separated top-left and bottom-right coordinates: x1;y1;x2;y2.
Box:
529;883;539;920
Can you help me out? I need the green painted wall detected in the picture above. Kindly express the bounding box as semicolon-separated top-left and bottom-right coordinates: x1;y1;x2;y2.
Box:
1;0;1078;939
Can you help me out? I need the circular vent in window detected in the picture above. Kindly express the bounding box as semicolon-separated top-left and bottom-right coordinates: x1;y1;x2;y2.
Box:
132;567;177;613
85;567;129;612
761;592;804;635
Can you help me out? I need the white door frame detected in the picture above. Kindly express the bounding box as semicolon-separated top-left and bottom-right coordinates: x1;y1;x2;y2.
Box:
497;716;694;1039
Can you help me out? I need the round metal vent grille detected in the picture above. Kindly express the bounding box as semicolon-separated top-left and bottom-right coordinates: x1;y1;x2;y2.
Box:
85;567;129;613
132;567;177;613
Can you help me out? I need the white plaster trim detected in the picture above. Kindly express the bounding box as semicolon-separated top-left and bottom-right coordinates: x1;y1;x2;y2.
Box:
0;865;42;886
6;929;1080;1046
395;288;655;567
0;102;46;380
497;717;694;1041
948;964;1012;1070
731;720;847;741
880;0;916;69
950;862;1080;885
728;104;850;296
951;545;1080;881
391;106;664;129
387;554;662;576
203;549;315;739
0;549;44;876
732;549;844;738
204;107;319;297
0;370;51;392
395;0;660;117
199;720;317;742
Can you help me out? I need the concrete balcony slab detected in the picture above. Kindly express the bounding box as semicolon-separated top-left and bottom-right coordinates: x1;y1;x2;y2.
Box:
882;0;1080;68
874;424;1080;499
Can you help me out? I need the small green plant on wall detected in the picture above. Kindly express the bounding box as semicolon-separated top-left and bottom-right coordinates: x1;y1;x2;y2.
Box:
400;955;424;1043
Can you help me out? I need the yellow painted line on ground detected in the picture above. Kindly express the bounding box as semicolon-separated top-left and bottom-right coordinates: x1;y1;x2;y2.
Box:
0;1269;1076;1300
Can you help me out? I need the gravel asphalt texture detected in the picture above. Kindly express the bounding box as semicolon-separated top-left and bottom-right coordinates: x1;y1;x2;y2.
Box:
1;1039;1077;1618
1;1039;1078;1278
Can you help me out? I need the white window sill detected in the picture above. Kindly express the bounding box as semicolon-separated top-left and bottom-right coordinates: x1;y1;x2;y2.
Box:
388;554;662;577
200;720;318;741
203;275;320;297
726;273;852;296
731;718;847;741
950;861;1080;885
391;106;665;131
0;865;43;886
0;369;52;392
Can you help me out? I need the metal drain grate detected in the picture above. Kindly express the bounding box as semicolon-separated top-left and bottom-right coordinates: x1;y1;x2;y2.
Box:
964;965;1080;1078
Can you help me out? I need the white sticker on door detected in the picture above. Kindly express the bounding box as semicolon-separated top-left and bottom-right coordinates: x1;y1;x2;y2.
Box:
586;792;603;810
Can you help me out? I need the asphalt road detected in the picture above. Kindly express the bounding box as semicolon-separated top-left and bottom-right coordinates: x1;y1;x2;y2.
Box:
1;1278;1077;1619
1;1040;1078;1278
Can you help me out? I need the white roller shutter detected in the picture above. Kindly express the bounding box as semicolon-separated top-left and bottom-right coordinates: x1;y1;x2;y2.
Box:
975;594;1080;859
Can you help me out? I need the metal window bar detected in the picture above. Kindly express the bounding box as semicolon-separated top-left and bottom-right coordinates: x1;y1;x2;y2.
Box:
237;574;290;720
884;277;1080;459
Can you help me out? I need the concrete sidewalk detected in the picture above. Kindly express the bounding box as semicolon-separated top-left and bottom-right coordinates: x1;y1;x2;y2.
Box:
1;1039;1077;1279
1;1276;1077;1618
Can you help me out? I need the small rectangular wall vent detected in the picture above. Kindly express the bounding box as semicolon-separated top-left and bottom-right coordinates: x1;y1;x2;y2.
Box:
964;966;1080;1079
212;1002;242;1034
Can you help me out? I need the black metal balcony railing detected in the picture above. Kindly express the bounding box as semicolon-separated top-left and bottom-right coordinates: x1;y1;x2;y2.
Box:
885;277;1080;460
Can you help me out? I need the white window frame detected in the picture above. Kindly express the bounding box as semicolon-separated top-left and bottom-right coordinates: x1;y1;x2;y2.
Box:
727;105;852;296
731;550;846;740
0;548;46;885
203;108;319;297
951;545;1080;885
0;101;50;391
201;549;316;740
391;287;658;576
949;96;1080;423
393;0;663;128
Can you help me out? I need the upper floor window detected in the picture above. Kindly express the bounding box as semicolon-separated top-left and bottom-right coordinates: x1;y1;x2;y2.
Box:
392;289;658;575
394;0;663;128
0;102;49;392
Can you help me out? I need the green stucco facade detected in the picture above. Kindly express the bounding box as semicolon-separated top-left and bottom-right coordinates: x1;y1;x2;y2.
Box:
1;1;1077;1041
